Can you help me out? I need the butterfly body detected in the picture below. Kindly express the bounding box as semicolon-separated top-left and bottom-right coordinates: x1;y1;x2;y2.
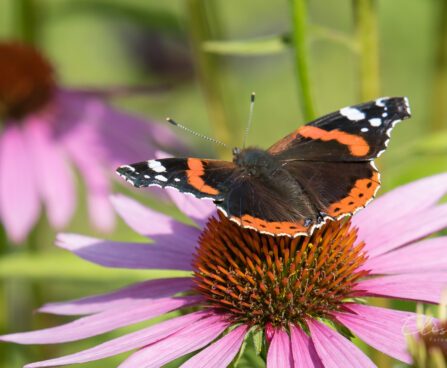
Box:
232;147;284;179
117;97;411;237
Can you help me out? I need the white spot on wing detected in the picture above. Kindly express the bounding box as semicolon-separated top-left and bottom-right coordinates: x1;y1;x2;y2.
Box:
340;107;365;121
174;178;181;182
155;174;168;182
147;160;166;173
120;165;135;172
361;127;369;132
369;118;382;127
404;96;411;115
375;98;386;107
144;175;150;179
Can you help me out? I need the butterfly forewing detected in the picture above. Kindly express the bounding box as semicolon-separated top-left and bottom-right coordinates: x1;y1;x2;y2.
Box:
268;97;410;161
117;158;235;201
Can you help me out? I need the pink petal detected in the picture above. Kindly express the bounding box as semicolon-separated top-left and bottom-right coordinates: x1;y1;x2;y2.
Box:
354;272;447;303
353;172;447;258
333;304;413;363
180;324;248;368
289;325;323;368
166;188;216;229
307;319;375;368
62;112;115;232
24;118;76;229
22;311;207;368
118;314;229;368
0;124;40;243
38;277;193;315
56;233;194;271
110;194;199;252
359;203;447;257
87;184;115;231
99;108;158;167
100;108;184;169
267;329;293;368
353;172;447;236
0;296;202;344
361;237;447;275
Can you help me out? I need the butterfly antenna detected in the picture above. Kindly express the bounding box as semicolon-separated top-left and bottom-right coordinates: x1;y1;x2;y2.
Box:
242;92;256;149
166;118;234;152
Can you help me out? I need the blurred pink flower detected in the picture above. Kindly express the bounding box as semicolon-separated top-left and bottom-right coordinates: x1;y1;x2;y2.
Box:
2;173;447;367
0;42;180;243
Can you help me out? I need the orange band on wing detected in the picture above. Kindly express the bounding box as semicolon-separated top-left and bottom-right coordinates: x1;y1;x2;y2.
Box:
187;158;219;195
297;126;370;157
326;171;380;217
230;214;308;236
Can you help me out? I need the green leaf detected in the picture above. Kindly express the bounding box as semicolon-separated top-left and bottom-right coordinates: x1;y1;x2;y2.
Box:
228;331;248;368
0;251;190;281
332;320;355;340
233;329;266;367
251;328;265;355
203;34;290;55
202;26;356;56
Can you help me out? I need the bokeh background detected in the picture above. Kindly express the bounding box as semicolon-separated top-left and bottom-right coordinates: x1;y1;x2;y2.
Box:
1;0;446;367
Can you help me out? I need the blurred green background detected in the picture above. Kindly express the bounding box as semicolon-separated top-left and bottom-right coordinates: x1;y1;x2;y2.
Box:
1;0;446;367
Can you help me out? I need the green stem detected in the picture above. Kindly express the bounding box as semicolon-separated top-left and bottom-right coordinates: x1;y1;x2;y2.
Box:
353;0;380;101
12;0;38;44
186;0;233;159
289;0;316;122
430;0;447;131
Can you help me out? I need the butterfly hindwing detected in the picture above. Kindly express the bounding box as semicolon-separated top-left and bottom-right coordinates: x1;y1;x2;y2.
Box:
216;160;379;236
268;97;410;161
216;173;320;236
117;158;235;201
281;160;380;218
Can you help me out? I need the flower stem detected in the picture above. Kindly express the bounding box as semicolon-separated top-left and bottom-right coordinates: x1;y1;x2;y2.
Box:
430;0;447;131
186;0;233;159
12;0;38;44
289;0;317;122
353;0;380;101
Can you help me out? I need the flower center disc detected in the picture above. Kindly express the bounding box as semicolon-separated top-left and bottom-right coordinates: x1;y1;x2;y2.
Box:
0;42;55;120
193;213;369;328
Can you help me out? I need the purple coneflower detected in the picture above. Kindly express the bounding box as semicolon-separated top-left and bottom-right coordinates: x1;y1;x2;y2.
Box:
2;173;447;367
0;41;179;243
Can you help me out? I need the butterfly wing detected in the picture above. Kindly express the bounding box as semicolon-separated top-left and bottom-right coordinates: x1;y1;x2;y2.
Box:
262;97;410;231
281;160;380;219
117;158;236;201
216;168;322;236
268;97;411;161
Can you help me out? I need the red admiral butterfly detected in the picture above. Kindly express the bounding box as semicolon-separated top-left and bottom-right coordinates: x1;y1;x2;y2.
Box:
117;97;410;237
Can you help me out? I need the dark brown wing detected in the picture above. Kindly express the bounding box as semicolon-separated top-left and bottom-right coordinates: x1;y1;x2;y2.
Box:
268;97;410;161
281;160;380;219
117;158;235;201
216;169;322;237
